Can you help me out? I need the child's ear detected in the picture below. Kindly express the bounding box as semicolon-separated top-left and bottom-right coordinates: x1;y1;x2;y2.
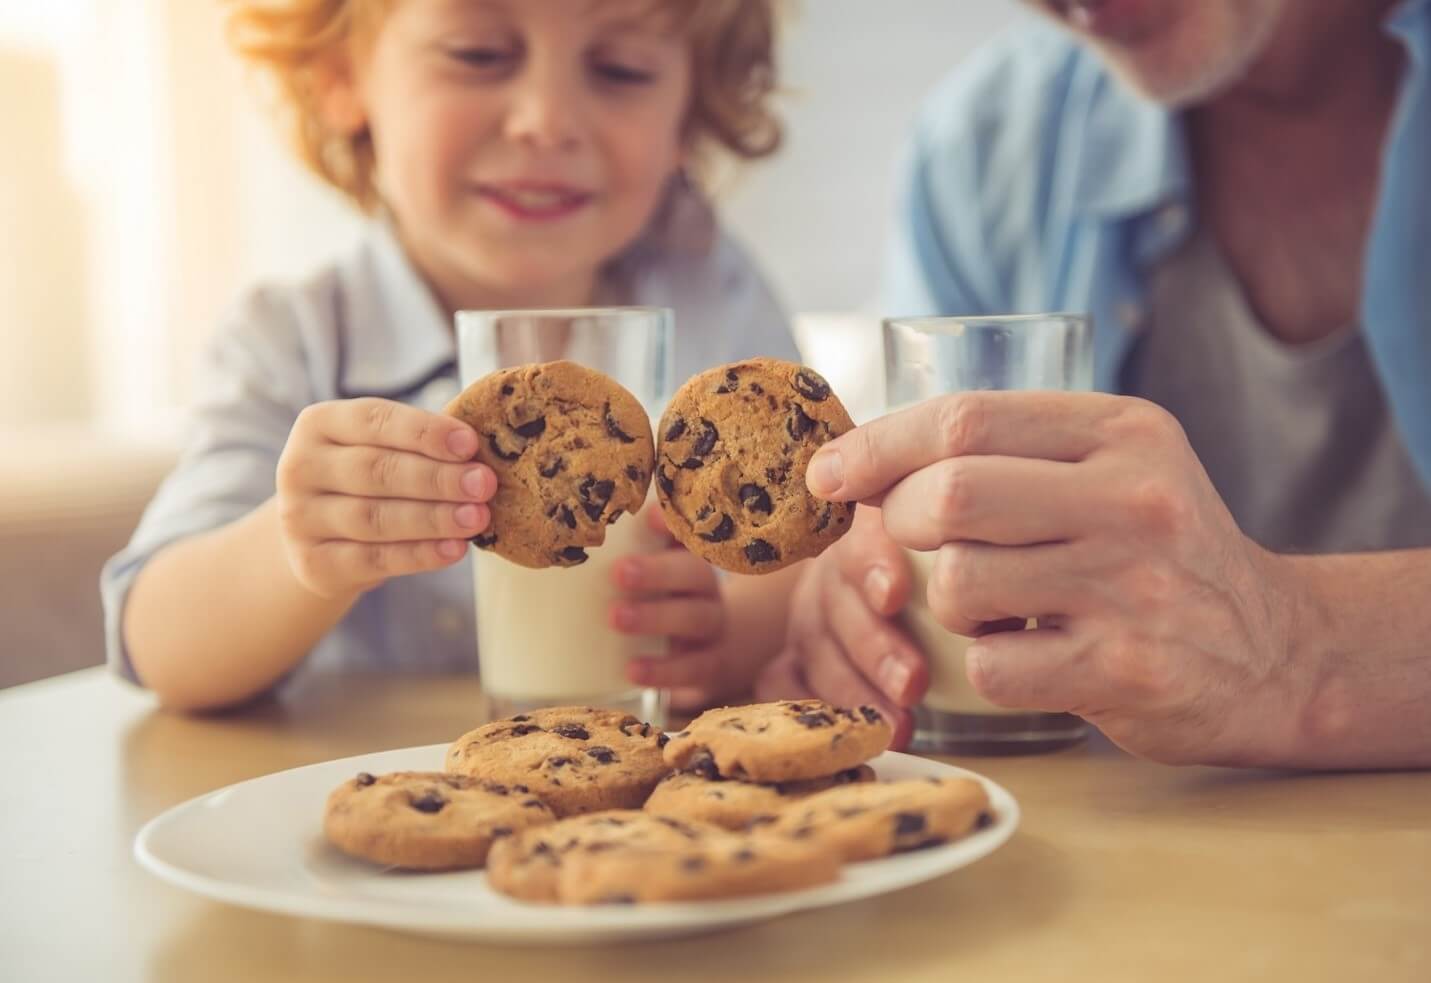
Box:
311;53;368;136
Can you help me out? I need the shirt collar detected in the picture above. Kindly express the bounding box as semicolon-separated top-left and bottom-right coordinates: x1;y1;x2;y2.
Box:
336;220;457;399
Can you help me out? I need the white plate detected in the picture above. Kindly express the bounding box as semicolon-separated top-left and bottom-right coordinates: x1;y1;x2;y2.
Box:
135;745;1019;945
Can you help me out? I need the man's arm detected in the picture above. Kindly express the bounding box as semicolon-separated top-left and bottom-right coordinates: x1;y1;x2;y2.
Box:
1283;550;1431;769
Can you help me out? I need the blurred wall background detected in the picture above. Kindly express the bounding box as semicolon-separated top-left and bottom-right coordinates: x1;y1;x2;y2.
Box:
0;0;1022;685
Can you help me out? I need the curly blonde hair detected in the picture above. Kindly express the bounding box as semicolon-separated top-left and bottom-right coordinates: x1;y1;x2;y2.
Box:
225;0;782;212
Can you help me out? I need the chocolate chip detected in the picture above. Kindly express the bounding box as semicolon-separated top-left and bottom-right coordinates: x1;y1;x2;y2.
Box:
692;420;719;458
585;746;617;764
750;382;765;395
470;532;497;549
604;403;636;443
510;716;531;722
699;514;735;543
859;705;883;724
485;783;509;795
664;416;687;441
656;816;702;839
552;723;590;741
790;826;815;840
688;749;720;780
893;812;926;836
512;783;530;792
511;723;542;736
599;894;637;905
910;837;949;851
556;547;589;565
411;792;446;814
491;826;514;838
487;433;521;461
793;369;831;402
786;404;816;441
715;369;740;394
581;501;604;523
814;504;833;533
500;384;515;396
744;540;780;565
975;811;995;830
539;456;566;478
696;504;713;521
523;799;546;809
605;509;623;525
514;416;546;438
733;848;757;862
657;732;670;748
680;457;703;470
591;479;616;503
834;767;862;783
553;505;577;529
739;484;772;514
355;772;376;787
625;465;644;482
681;856;707;872
766;461;792;485
796;711;834;728
547;756;573;768
656;468;675;497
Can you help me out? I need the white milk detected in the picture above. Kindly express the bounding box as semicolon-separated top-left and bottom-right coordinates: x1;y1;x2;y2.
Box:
900;548;1024;715
475;504;668;701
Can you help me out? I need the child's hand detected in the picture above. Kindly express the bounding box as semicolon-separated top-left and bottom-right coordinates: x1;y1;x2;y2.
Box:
275;398;495;598
610;507;734;710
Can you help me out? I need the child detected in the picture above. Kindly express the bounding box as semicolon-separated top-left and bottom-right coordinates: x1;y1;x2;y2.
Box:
102;0;804;711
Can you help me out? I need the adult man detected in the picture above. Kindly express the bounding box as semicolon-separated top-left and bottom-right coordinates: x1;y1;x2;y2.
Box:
761;0;1431;768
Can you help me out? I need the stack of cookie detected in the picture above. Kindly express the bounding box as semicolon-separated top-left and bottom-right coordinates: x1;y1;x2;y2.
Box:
322;700;995;905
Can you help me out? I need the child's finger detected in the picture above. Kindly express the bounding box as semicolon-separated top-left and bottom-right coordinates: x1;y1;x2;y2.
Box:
610;597;724;642
611;551;718;597
313;446;495;502
626;650;721;691
303;495;489;543
302;537;467;590
317;398;479;461
644;502;674;539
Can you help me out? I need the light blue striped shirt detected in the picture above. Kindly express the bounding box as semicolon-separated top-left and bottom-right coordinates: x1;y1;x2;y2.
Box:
102;218;799;692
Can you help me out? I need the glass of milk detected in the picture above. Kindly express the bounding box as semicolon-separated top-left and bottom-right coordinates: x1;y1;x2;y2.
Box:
883;313;1093;754
456;308;674;726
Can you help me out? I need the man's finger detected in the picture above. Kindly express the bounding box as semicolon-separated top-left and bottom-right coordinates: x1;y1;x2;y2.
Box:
824;567;927;706
807;390;1125;502
833;506;915;616
880;456;1087;549
965;624;1097;714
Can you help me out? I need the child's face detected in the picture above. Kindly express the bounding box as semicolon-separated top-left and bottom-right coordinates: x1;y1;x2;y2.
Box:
344;0;693;309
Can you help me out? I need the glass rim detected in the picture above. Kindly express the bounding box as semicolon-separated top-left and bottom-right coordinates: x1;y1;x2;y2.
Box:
455;305;672;322
883;311;1089;331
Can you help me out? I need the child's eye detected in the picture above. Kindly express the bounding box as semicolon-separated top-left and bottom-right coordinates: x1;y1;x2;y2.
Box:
593;62;655;85
448;47;517;69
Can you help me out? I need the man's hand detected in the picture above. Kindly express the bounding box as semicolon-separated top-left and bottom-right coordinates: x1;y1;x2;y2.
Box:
804;390;1313;766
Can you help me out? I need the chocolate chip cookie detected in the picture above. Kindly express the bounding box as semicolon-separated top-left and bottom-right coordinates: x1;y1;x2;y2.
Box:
654;358;855;574
323;771;556;870
663;700;892;784
486;810;841;904
485;810;726;902
768;778;993;862
445;707;670;817
444;360;654;569
643;765;875;830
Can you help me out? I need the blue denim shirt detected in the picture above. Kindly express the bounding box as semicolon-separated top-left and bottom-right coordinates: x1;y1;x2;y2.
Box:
101;220;799;691
886;1;1431;488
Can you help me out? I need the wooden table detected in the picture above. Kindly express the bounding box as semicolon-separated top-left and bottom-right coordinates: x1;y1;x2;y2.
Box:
3;669;1428;982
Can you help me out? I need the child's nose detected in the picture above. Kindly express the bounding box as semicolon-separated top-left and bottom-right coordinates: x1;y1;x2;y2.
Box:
503;64;585;151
